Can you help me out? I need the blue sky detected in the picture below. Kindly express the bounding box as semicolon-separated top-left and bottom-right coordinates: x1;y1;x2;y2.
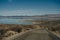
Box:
0;0;60;16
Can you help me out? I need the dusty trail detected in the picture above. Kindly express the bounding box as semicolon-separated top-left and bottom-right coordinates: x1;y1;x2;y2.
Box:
3;29;52;40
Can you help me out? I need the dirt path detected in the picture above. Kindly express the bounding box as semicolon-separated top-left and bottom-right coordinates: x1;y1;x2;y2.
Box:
3;29;52;40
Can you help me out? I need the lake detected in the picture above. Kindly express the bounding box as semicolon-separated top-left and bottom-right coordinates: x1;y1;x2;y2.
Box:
0;18;32;24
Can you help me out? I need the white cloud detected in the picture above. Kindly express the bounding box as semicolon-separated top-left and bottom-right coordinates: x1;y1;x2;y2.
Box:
0;9;44;16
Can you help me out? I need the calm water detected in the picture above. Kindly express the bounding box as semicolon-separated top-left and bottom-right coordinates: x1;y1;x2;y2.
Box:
0;18;32;24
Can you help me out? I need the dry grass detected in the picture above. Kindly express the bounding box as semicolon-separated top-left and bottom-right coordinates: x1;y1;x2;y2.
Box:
0;24;41;40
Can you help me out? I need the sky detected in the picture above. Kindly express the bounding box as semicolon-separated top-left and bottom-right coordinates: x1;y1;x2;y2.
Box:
0;0;60;16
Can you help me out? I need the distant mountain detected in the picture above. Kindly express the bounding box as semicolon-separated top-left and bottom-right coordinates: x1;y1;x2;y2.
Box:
45;14;60;20
0;14;60;20
34;14;60;17
46;14;60;17
34;14;60;20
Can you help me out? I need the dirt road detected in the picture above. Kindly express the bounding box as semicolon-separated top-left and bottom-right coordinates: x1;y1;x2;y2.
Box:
3;29;52;40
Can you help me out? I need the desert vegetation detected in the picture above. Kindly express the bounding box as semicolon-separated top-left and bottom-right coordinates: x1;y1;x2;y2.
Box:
33;20;60;32
0;24;41;40
0;20;60;40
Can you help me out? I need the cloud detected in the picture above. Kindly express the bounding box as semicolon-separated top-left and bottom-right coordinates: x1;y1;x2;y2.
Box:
0;9;47;16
